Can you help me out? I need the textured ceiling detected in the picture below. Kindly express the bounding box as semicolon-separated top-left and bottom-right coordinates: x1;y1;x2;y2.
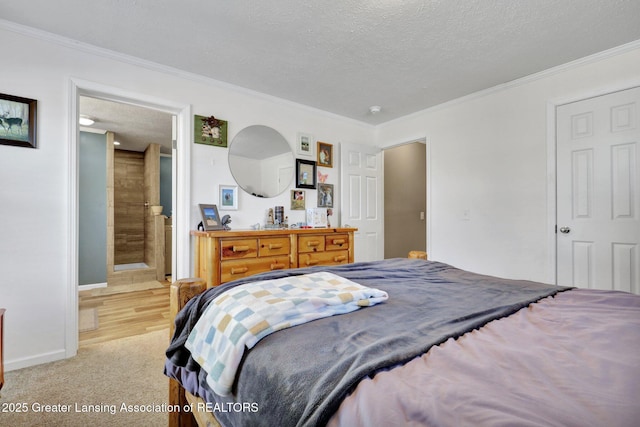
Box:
2;0;640;149
79;97;173;154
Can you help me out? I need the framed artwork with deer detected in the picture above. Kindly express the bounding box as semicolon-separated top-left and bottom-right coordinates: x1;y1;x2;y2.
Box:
0;93;37;149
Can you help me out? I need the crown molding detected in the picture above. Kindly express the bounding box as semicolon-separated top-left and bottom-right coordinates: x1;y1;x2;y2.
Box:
380;38;640;128
0;18;374;130
2;18;637;131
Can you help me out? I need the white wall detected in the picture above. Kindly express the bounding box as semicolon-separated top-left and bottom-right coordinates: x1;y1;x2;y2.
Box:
0;24;372;371
3;20;639;371
376;44;640;283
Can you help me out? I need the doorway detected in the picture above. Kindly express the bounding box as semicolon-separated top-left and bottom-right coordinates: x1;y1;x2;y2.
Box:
77;96;174;343
67;78;191;356
555;86;640;294
79;96;174;289
383;141;427;258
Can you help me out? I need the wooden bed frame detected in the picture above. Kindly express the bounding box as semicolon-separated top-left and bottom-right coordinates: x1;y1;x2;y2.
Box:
168;277;215;427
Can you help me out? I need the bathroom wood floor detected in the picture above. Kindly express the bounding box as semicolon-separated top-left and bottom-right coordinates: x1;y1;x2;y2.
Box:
79;282;171;347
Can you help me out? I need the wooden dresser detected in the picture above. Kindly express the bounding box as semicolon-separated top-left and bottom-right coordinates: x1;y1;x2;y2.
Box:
191;228;356;287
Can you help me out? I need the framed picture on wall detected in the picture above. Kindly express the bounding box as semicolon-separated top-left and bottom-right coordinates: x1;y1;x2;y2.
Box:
317;141;333;167
291;190;306;210
296;132;314;158
0;93;37;149
317;183;334;207
198;204;224;230
194;114;228;147
219;185;238;210
296;159;317;189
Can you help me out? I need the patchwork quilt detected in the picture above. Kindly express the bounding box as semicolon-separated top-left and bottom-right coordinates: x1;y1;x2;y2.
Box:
185;271;389;396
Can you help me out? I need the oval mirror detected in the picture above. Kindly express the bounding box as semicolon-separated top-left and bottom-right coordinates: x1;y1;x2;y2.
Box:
228;125;294;198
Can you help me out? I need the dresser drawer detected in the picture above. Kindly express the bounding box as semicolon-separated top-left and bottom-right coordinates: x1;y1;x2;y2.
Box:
299;250;349;267
221;256;290;283
259;237;290;257
325;234;349;251
221;238;258;260
192;228;356;287
298;235;326;253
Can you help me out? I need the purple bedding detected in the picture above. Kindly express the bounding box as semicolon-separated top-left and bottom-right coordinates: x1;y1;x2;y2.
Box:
328;288;640;427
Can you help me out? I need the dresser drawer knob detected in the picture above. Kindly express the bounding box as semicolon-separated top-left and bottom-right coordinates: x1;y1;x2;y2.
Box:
333;255;347;262
232;245;250;252
231;267;249;275
331;239;345;245
270;263;286;270
305;259;319;266
307;240;320;247
268;243;283;250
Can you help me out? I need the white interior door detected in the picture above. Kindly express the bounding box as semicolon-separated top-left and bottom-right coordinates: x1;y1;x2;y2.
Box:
340;143;383;262
556;86;640;294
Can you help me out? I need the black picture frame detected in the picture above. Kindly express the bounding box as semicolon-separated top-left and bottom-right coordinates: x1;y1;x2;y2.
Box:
296;159;317;189
0;93;37;149
198;204;224;231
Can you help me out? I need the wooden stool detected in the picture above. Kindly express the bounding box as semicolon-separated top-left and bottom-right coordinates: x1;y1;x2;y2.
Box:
408;250;428;260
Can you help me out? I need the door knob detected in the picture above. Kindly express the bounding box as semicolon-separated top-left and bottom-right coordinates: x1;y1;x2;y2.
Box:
559;226;571;234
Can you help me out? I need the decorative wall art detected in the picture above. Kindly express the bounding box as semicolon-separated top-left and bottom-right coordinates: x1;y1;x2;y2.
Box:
317;183;334;208
296;159;317;189
0;93;37;148
291;190;306;210
194;115;228;147
317;170;328;183
296;132;314;158
219;185;238;210
317;141;333;167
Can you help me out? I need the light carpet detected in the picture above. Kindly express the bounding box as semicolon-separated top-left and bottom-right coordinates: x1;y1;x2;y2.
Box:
1;329;172;426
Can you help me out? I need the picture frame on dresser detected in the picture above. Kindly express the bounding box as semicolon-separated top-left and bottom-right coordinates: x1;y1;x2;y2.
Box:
198;204;224;231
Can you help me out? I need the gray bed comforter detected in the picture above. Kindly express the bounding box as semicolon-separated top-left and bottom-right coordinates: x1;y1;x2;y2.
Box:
165;258;569;426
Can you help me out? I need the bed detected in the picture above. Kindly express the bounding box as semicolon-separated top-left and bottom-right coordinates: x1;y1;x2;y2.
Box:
165;258;640;427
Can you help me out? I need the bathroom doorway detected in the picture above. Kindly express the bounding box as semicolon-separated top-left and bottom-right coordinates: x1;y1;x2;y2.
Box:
78;96;174;291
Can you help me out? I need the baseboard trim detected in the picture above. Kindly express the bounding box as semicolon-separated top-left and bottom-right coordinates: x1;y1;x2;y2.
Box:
79;282;107;291
5;348;68;372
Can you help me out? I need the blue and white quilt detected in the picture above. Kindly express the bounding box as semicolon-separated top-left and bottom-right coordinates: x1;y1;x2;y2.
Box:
185;271;389;396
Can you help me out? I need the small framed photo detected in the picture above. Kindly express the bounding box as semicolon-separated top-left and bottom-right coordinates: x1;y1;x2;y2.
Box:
194;114;228;148
0;93;37;149
296;132;314;158
291;190;306;210
317;141;333;168
219;185;238;210
198;204;224;231
296;159;317;189
317;183;334;208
